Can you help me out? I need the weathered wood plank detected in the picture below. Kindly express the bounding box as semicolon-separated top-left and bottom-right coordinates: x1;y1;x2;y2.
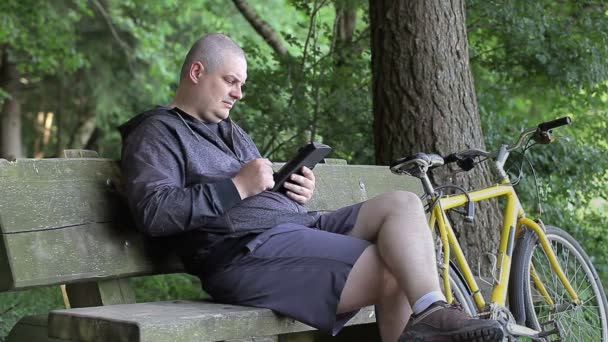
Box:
63;149;100;158
1;159;421;290
1;222;182;291
0;158;124;233
0;180;127;233
227;337;278;342
285;164;421;211
0;158;119;180
1;160;419;234
48;301;376;342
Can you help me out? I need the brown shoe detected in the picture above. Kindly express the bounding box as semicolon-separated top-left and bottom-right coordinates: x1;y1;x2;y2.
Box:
399;302;504;342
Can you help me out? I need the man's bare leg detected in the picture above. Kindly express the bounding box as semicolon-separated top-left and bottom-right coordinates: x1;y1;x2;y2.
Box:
337;191;440;341
337;191;504;342
337;245;411;341
350;191;441;302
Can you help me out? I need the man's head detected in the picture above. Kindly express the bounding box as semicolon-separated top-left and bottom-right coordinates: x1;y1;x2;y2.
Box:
174;33;247;123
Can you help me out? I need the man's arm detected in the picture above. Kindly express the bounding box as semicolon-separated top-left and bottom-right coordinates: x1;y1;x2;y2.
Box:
122;122;242;237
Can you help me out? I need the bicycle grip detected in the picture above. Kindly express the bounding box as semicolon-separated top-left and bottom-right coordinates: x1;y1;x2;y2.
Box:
537;116;571;131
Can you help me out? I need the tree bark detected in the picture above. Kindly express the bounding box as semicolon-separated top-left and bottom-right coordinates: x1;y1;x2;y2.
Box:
72;113;97;149
0;50;23;160
332;1;357;66
369;0;501;268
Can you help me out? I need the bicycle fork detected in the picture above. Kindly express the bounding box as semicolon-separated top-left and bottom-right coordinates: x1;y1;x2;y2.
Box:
519;217;581;306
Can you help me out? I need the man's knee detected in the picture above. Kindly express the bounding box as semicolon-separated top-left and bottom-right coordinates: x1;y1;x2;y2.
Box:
377;191;424;215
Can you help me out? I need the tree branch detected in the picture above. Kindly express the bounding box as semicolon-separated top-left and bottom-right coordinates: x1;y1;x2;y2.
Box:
232;0;288;56
90;0;137;74
265;128;309;158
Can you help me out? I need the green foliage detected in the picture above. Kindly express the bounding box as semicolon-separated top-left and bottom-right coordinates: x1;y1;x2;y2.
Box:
0;287;63;338
235;0;374;163
131;274;207;302
494;112;608;286
468;0;608;90
0;0;89;75
469;0;608;286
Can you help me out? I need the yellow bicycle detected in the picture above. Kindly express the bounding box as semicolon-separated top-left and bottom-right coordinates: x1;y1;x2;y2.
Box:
390;117;607;341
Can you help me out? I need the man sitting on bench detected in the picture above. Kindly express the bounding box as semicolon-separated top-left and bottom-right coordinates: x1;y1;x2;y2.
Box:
119;33;504;342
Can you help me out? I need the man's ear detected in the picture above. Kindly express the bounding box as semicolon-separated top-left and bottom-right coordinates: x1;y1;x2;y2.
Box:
188;61;205;83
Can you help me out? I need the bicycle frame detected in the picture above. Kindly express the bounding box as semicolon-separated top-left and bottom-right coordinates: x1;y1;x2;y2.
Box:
428;181;581;312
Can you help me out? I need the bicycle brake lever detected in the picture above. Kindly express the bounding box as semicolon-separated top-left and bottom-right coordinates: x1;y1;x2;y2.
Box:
552;135;571;143
457;157;476;171
532;130;554;144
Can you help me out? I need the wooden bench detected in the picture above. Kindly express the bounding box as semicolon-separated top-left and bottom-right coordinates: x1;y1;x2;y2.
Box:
0;151;421;342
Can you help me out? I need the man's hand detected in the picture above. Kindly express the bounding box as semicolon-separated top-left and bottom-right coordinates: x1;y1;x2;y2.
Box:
283;166;315;204
232;158;275;199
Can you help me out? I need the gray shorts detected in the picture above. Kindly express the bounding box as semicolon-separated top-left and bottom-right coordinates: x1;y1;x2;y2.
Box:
201;202;370;335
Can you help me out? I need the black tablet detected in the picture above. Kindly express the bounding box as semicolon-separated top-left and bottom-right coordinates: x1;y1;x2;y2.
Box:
272;142;332;192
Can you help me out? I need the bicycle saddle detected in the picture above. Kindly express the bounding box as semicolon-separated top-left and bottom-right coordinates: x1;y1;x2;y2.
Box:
390;152;444;177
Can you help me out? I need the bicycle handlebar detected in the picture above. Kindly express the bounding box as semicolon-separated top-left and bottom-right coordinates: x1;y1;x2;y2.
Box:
538;116;572;132
392;117;572;175
508;116;571;150
443;116;572;171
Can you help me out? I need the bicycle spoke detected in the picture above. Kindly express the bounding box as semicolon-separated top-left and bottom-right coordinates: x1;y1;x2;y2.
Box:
521;228;607;341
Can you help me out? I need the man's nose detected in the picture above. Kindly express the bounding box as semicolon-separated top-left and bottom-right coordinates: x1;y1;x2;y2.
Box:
230;85;243;100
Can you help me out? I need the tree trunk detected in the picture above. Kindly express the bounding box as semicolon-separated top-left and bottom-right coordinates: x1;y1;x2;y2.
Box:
0;51;22;160
333;2;357;66
369;0;501;269
71;113;97;149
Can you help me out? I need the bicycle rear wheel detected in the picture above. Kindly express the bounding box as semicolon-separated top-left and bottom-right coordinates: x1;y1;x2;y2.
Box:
510;225;608;341
441;264;477;316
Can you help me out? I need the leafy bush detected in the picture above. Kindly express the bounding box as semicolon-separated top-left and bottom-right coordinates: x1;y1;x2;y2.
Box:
0;288;63;338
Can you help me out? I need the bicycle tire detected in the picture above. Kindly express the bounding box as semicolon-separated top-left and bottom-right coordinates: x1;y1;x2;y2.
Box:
509;225;608;341
441;265;477;316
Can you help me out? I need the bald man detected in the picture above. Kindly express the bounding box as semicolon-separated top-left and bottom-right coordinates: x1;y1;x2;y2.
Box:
119;33;504;342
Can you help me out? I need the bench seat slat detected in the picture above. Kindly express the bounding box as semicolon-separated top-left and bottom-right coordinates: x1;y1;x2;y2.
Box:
48;301;376;342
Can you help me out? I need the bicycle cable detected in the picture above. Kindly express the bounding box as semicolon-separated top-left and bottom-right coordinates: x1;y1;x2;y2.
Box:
507;136;544;216
432;184;475;220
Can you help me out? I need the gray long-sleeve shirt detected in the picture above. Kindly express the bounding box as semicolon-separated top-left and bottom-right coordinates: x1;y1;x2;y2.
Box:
119;107;318;264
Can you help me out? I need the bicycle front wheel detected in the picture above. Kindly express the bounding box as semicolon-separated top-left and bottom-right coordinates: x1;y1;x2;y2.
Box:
510;225;608;341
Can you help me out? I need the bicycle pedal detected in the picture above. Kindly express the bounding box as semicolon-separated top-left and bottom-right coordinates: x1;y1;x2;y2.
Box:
505;323;542;341
537;320;563;341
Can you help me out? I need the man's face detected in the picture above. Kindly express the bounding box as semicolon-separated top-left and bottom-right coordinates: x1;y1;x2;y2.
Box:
194;53;247;123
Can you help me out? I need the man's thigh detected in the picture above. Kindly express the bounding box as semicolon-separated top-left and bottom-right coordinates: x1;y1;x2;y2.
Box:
314;202;364;235
201;224;370;334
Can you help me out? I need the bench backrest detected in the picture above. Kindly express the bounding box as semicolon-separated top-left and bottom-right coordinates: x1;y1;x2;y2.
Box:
0;157;421;292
